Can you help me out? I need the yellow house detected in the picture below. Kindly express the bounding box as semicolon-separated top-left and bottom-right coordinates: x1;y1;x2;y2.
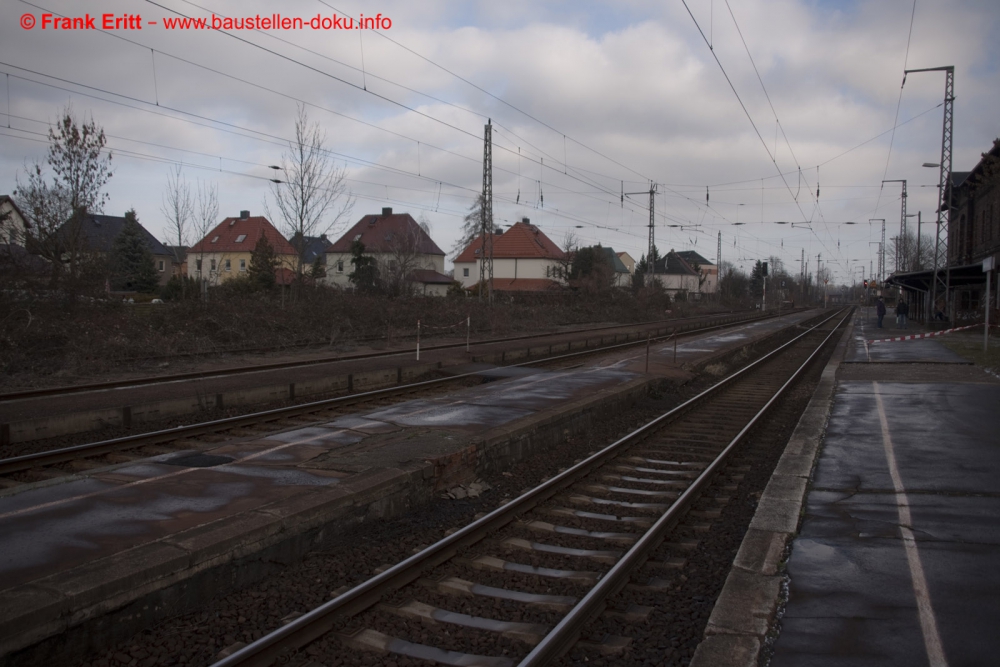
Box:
188;211;297;285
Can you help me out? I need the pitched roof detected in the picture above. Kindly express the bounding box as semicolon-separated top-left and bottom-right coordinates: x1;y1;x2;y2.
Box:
60;213;172;256
454;222;566;263
410;269;453;285
328;210;444;255
189;215;296;255
653;251;699;276
598;247;629;273
290;234;332;264
0;195;30;229
674;250;713;267
164;245;187;263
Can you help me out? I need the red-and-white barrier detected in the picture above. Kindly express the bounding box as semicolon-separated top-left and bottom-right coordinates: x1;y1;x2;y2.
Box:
867;323;992;344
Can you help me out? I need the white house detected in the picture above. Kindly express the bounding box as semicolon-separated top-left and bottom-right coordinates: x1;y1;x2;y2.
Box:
648;250;702;296
326;208;451;295
454;218;566;292
674;250;718;295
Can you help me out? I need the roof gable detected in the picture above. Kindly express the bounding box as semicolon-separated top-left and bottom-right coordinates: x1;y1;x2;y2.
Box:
328;211;445;255
59;213;172;256
674;250;713;267
454;222;566;262
189;215;296;255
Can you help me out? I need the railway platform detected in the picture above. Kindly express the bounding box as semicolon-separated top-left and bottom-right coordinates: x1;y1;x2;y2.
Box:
0;310;817;664
694;311;1000;667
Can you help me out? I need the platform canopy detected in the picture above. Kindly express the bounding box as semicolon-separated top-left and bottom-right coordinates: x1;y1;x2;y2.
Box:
885;262;989;292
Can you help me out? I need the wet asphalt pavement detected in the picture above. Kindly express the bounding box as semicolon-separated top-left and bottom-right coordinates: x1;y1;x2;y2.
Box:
770;317;1000;666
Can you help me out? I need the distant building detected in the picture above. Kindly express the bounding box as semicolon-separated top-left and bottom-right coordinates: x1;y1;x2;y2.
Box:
948;138;1000;268
454;218;566;292
616;251;635;275
290;233;331;278
164;245;188;278
596;247;631;287
326;208;450;295
187;211;297;284
0;195;30;247
673;250;718;295
648;250;701;296
55;211;176;286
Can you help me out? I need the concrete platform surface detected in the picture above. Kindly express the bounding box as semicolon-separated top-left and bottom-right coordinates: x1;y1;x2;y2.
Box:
844;314;970;364
771;370;1000;666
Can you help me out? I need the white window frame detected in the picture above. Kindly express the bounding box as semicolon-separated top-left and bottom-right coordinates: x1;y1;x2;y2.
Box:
225;259;231;272
239;259;246;272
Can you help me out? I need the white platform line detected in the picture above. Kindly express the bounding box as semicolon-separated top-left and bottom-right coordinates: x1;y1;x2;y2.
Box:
873;382;949;667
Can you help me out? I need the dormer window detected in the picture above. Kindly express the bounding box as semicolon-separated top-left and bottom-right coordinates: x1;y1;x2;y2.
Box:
210;236;219;243
474;248;481;255
235;234;247;243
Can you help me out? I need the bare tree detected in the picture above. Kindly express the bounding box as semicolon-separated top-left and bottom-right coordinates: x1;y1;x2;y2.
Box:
15;106;112;294
192;180;219;289
269;104;354;286
378;222;429;297
160;165;193;295
160;165;192;251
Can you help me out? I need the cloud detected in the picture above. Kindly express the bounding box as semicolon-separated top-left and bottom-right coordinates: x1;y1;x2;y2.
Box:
0;0;997;281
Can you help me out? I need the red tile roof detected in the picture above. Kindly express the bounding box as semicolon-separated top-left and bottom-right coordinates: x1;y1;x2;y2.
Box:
454;222;566;263
328;210;445;255
189;215;296;255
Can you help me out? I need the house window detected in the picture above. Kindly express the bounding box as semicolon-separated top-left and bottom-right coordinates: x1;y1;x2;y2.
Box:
337;260;344;273
463;268;469;277
158;260;164;272
240;259;246;272
196;259;202;272
225;259;231;272
545;266;550;278
211;236;219;244
235;234;247;243
210;259;216;271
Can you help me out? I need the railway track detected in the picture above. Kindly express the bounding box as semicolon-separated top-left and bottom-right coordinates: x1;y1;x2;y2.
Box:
0;310;783;403
206;307;851;667
0;312;801;487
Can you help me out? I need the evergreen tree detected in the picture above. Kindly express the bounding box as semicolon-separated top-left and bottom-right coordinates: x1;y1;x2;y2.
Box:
110;209;158;292
348;240;379;293
309;256;326;282
248;235;277;290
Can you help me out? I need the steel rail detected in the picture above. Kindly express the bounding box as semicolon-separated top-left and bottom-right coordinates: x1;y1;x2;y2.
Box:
0;311;805;476
517;308;853;665
209;308;848;667
0;310;784;402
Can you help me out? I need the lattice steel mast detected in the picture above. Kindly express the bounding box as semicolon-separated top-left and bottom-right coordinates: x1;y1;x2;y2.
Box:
481;120;494;305
904;65;954;318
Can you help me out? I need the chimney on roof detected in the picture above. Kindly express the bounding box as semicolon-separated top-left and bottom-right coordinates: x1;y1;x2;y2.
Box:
240;210;250;219
382;207;392;216
522;217;530;224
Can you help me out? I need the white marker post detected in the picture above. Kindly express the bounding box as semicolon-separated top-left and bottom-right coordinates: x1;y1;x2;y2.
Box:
984;257;995;352
466;316;471;352
416;319;421;360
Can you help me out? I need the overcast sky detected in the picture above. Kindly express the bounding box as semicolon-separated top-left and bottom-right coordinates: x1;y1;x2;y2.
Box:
2;0;998;283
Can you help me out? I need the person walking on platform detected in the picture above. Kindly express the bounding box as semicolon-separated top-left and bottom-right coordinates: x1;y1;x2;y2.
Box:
876;297;886;328
897;299;909;329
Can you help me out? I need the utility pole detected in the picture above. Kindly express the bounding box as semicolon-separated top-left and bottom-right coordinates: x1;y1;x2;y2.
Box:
716;231;722;300
481;119;494;305
905;65;954;321
816;253;821;303
882;180;907;272
870;219;885;284
625;183;658;281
